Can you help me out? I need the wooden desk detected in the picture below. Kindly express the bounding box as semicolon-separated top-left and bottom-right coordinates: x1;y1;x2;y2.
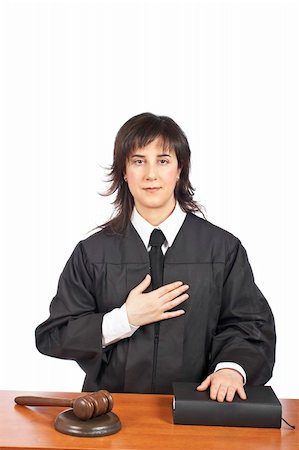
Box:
0;390;298;450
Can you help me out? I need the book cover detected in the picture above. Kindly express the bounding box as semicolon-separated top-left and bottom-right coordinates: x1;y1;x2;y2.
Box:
172;383;281;428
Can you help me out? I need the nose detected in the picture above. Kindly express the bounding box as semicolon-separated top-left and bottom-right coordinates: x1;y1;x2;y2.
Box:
145;162;158;180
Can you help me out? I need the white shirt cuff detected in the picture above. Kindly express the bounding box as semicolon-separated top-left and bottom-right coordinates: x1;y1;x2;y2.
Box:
214;362;247;385
102;304;139;347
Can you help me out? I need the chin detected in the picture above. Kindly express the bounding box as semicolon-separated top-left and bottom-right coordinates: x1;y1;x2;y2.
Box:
144;202;164;209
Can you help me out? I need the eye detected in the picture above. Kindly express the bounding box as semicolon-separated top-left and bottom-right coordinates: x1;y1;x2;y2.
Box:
159;159;170;165
132;159;144;165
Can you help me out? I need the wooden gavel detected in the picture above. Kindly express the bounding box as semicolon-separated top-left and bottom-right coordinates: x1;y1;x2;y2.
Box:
14;390;113;421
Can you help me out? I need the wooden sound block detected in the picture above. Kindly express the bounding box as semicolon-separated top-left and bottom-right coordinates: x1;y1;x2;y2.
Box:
54;409;121;437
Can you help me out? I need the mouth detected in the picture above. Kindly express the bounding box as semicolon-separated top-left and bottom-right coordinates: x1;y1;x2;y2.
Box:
143;187;161;192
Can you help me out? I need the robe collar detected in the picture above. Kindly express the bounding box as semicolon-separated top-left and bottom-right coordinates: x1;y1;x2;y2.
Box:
131;203;186;253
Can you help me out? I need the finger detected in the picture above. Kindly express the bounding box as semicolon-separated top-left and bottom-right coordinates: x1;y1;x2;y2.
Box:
237;385;247;400
156;281;185;296
164;293;189;310
131;274;151;294
209;382;219;400
225;385;237;402
196;375;211;391
215;384;229;403
159;284;189;302
161;309;185;320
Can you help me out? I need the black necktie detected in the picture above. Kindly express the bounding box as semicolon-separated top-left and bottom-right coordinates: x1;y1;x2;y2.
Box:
149;229;166;289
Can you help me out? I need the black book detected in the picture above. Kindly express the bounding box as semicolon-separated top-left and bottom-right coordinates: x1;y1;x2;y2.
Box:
172;382;282;428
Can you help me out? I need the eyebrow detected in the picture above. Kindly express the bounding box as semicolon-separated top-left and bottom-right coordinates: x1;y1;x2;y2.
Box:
130;153;172;158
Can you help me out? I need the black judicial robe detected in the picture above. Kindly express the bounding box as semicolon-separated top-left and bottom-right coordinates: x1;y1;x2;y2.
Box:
35;213;276;394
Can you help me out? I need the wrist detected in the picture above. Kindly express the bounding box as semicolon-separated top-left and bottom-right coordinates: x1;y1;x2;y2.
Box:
125;303;140;330
214;362;246;385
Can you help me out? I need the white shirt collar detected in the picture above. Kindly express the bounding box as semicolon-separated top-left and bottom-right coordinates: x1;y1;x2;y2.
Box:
131;203;187;251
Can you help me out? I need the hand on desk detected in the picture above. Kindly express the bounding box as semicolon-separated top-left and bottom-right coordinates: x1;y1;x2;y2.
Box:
197;368;247;402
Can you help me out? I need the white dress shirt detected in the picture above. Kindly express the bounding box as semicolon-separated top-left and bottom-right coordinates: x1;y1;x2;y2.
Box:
102;203;246;383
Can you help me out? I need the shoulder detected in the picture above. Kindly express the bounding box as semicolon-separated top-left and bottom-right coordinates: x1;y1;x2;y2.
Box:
184;213;241;261
187;213;239;241
78;227;122;259
83;227;122;245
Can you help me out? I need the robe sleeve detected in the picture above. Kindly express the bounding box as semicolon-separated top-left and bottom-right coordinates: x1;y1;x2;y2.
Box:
209;240;276;385
35;242;105;385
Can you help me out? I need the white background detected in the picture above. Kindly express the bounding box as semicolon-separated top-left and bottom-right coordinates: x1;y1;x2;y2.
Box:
0;0;298;398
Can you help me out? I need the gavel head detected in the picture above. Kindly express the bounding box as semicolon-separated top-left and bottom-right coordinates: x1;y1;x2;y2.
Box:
72;390;114;420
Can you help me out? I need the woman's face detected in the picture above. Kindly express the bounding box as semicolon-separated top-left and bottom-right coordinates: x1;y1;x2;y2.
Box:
124;137;181;223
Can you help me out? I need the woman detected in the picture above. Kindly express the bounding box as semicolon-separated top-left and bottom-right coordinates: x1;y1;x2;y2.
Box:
35;112;276;402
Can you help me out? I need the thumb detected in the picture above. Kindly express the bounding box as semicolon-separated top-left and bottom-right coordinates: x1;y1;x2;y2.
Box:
132;274;151;294
196;375;212;391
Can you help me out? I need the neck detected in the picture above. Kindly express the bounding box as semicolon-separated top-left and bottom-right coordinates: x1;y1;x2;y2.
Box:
135;202;176;226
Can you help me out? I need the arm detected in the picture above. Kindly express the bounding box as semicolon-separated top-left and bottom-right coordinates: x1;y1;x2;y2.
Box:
35;242;105;377
209;240;276;385
36;246;189;365
198;240;276;401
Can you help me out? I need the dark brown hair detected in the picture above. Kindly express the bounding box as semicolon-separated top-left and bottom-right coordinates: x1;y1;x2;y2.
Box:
101;112;204;234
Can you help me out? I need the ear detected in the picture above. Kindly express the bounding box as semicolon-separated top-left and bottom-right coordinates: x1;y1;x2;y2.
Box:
177;167;182;180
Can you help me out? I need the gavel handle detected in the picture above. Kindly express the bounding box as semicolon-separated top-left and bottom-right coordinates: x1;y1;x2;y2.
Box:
15;396;73;407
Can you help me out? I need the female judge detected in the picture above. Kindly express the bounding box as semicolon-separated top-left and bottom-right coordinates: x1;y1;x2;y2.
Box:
35;112;276;402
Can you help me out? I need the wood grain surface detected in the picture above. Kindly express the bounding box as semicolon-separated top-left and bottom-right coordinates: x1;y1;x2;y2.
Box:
0;390;298;450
